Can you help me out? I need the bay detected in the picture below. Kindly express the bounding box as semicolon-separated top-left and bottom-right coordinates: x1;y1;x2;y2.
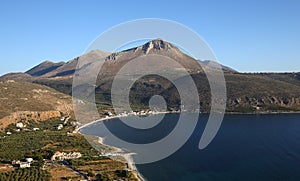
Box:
81;113;300;181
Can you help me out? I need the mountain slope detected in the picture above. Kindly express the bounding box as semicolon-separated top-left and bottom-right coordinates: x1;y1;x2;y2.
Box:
41;49;110;78
26;61;65;76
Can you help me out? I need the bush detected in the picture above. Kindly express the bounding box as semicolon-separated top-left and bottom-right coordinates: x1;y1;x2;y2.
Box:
87;171;95;177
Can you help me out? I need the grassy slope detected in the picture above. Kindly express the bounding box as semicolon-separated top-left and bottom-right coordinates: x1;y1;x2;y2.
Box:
0;79;72;119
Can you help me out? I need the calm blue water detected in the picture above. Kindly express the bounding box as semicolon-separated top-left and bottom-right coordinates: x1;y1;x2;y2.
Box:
81;114;300;181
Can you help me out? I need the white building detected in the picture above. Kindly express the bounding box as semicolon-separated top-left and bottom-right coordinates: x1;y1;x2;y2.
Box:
19;162;30;168
16;122;24;128
12;160;31;168
105;112;113;116
25;158;33;163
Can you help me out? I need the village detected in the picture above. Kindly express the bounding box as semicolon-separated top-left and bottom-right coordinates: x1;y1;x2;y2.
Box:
0;115;139;180
3;116;72;136
1;116;82;169
103;108;181;119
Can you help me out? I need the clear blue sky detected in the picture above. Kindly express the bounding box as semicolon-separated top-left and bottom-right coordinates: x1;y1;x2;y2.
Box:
1;0;300;75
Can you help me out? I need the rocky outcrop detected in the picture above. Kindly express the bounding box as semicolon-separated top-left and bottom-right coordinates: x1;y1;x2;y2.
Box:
0;111;61;129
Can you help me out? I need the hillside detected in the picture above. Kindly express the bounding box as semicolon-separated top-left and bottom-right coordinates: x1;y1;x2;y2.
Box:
0;79;73;129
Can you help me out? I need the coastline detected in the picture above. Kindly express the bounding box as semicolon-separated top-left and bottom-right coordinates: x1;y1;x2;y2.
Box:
78;113;154;181
96;136;146;181
78;114;131;131
78;110;300;130
77;111;172;130
224;111;300;115
78;108;300;128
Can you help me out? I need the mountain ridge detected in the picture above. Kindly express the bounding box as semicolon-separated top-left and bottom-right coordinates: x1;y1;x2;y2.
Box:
1;39;300;113
2;39;234;81
26;60;65;76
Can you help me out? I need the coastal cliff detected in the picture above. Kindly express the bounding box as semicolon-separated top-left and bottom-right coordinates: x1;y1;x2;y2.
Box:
0;111;61;129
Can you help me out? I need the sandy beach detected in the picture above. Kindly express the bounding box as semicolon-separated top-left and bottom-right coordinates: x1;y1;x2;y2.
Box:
78;113;154;181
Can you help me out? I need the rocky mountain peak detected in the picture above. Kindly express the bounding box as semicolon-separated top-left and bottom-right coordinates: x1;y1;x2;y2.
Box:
105;39;179;61
141;38;175;54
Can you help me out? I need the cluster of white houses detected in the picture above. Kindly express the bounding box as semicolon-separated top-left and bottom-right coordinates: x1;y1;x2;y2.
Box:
6;122;40;135
7;115;69;135
11;151;82;168
51;151;82;161
105;109;170;118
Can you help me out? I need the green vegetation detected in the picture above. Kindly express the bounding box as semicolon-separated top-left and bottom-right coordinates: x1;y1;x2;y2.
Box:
227;106;256;113
0;168;50;181
0;122;98;163
115;169;132;178
34;79;72;95
95;170;134;181
0;118;138;180
266;105;300;112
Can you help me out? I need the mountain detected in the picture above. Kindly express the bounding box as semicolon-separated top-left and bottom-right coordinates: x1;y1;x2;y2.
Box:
103;38;203;72
2;49;110;94
2;39;300;113
0;79;73;129
26;61;65;76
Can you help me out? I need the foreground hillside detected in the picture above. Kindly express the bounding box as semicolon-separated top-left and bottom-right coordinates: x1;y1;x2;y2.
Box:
0;79;138;180
0;79;73;129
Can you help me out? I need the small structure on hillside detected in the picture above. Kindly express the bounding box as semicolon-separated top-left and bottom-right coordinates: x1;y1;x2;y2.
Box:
19;162;31;168
54;124;64;130
16;122;24;128
105;112;113;116
12;159;32;168
25;158;33;163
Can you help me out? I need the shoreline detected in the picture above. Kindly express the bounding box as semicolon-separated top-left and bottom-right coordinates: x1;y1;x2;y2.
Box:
224;111;300;115
78;113;153;181
78;110;300;130
96;137;146;181
78;111;171;130
78;110;300;181
123;153;146;181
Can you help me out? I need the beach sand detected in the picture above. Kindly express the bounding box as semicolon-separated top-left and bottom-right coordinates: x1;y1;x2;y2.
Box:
78;114;153;181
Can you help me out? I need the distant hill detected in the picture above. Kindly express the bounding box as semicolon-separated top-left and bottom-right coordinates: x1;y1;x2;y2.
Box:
26;61;65;76
2;39;300;113
202;60;237;73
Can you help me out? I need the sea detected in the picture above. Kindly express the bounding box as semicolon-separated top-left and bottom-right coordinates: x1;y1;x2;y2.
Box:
80;113;300;181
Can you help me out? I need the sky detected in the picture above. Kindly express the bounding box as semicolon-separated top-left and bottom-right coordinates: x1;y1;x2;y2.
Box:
0;0;300;75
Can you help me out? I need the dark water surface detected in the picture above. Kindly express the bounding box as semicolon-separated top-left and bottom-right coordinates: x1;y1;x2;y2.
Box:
81;114;300;181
